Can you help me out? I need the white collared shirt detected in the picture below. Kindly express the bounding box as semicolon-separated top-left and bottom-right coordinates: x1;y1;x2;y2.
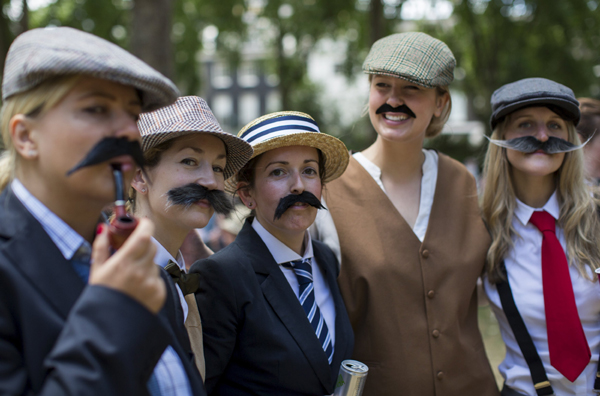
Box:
152;237;189;322
484;192;600;396
12;179;89;260
252;218;336;345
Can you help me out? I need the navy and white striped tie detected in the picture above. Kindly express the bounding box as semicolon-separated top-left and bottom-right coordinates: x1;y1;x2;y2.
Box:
283;258;334;364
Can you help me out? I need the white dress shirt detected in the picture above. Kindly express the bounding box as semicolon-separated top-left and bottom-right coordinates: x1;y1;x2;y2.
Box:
313;149;439;265
12;179;192;396
484;191;600;396
152;238;189;322
252;218;336;345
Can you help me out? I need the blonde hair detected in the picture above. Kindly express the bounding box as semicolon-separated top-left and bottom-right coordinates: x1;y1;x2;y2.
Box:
0;75;82;190
482;114;600;283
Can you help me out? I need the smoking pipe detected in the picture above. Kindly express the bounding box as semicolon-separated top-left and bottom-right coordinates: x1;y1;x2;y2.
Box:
108;164;138;250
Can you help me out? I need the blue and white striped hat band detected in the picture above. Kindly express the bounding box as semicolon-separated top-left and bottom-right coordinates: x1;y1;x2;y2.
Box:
231;111;350;188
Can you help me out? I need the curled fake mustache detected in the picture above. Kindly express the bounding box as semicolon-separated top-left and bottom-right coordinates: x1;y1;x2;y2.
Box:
166;183;234;215
67;137;145;176
485;135;592;154
273;191;326;221
375;103;416;118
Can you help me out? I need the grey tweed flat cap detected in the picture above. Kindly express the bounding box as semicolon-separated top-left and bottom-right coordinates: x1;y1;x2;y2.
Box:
490;77;580;129
2;27;179;112
362;32;456;88
138;96;253;180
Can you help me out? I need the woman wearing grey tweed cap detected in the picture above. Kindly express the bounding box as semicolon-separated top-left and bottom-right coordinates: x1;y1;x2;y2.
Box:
311;32;499;396
0;27;205;395
481;78;600;396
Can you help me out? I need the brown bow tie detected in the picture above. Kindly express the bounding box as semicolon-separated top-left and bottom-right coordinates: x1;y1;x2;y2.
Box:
165;260;200;295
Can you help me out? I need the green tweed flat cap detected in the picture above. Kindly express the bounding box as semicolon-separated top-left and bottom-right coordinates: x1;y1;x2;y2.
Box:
363;32;456;88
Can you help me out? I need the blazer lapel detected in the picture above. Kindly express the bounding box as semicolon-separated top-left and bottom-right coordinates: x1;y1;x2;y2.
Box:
236;220;333;390
0;188;84;319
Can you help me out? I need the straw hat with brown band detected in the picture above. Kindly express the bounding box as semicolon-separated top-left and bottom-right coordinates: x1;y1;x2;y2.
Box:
225;111;350;193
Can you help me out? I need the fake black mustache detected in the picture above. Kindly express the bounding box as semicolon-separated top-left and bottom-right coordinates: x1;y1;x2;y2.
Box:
66;137;145;176
375;103;416;118
273;191;326;221
166;183;233;215
486;135;591;154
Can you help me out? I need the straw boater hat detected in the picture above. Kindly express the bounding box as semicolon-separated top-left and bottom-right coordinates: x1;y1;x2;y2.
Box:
137;96;253;180
2;27;179;111
226;111;349;191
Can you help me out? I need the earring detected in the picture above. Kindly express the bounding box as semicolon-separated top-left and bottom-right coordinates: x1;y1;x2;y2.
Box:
141;188;146;193
27;150;36;157
248;202;253;208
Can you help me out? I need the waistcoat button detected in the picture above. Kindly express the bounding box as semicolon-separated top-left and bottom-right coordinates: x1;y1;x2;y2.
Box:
427;290;435;299
422;249;429;258
432;329;440;338
437;371;444;380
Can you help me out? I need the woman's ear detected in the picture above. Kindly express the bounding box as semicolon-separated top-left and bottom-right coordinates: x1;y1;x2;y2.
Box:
237;181;254;209
131;168;148;194
434;91;450;118
10;114;38;159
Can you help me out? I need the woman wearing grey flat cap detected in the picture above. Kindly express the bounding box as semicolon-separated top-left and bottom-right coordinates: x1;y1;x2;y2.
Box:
311;32;499;395
0;27;205;395
481;78;600;396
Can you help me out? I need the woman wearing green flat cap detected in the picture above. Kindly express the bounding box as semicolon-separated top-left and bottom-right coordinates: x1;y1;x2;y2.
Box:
312;32;499;395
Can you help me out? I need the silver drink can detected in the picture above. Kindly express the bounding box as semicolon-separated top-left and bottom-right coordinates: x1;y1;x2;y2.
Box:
333;359;369;396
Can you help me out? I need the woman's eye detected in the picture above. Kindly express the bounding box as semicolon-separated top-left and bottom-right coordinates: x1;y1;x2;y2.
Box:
375;82;389;88
213;165;224;173
518;122;532;129
304;167;318;176
270;169;284;177
181;158;197;166
84;106;107;115
548;122;562;130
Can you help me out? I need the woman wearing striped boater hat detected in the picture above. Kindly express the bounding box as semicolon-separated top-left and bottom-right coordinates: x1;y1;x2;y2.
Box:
189;111;355;395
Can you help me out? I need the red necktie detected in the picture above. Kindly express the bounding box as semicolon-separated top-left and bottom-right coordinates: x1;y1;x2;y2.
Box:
529;210;591;382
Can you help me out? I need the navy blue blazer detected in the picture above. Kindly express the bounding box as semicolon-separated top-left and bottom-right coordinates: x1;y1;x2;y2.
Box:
0;187;205;396
190;218;354;396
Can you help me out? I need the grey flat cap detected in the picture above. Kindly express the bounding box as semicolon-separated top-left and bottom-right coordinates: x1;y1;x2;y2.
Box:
138;96;253;180
362;32;455;88
490;77;580;130
2;27;179;112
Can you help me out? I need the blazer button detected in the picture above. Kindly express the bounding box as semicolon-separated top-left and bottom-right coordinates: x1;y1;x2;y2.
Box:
422;249;429;258
432;329;440;338
437;371;444;380
427;290;435;299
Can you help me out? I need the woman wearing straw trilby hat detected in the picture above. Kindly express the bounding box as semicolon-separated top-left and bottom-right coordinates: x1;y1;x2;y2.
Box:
311;32;499;395
130;95;253;380
189;111;354;395
0;27;205;395
481;78;600;396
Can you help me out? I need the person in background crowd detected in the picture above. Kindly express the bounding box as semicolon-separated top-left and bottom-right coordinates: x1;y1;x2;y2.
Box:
0;27;205;395
575;97;600;183
130;95;253;379
190;111;354;395
311;32;499;396
482;78;600;396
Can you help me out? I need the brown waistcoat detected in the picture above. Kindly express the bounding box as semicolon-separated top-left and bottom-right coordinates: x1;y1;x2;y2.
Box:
324;154;499;396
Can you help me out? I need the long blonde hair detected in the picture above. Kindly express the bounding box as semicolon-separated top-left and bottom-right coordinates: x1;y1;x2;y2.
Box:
482;113;600;283
0;75;82;190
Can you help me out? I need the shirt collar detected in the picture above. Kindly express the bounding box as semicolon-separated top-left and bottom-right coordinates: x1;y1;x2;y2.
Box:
11;178;86;260
514;190;560;226
251;217;314;264
151;237;186;271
